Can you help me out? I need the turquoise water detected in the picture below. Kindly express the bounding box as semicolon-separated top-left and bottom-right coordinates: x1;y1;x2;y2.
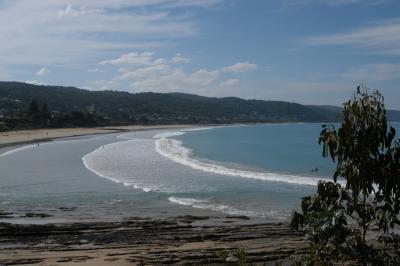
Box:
1;123;399;222
176;124;336;178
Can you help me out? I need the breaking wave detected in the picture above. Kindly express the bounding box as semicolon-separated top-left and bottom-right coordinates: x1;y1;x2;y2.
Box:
168;196;281;218
82;141;161;193
154;130;335;186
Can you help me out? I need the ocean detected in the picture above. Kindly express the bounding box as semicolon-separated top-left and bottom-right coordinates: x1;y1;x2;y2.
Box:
1;123;398;222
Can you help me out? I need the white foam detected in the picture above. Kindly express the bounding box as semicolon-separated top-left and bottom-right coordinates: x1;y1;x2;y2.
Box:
155;137;338;186
83;151;124;184
82;159;154;193
0;144;37;157
168;196;279;218
131;183;157;192
183;127;215;132
153;131;185;139
82;143;144;192
82;140;175;193
152;127;215;139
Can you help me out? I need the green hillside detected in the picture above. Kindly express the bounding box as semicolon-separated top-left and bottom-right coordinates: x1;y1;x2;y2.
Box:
0;81;396;130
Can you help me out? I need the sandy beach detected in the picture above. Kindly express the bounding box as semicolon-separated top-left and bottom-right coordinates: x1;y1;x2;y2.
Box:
0;125;192;148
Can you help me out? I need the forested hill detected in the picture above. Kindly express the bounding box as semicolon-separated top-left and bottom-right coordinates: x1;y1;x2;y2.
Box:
308;105;400;123
0;81;397;130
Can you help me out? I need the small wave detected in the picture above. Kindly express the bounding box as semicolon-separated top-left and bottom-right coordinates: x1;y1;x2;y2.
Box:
183;127;215;132
131;183;158;192
0;145;36;157
82;141;163;193
168;196;278;217
82;144;132;186
153;131;185;139
152;127;215;139
118;127;212;140
155;138;335;186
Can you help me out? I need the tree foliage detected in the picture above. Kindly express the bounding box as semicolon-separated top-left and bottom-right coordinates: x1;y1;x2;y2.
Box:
291;86;400;265
0;97;109;131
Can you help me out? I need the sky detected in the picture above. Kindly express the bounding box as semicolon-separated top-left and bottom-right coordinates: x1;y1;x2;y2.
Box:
1;0;400;108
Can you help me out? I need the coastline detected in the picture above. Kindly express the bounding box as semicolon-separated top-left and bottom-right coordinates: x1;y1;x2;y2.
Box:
0;122;314;149
0;124;307;265
0;124;194;149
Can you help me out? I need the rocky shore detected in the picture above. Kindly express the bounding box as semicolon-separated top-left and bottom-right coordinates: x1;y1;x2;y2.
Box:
0;215;307;265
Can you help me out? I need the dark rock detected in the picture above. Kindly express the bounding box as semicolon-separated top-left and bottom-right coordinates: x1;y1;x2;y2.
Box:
0;218;308;265
226;215;250;220
24;212;52;218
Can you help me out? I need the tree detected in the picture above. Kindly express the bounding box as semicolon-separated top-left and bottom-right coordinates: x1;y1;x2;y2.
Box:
28;99;40;114
291;86;400;265
40;102;49;114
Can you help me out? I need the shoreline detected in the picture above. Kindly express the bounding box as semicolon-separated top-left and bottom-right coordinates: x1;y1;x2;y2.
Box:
1;123;306;223
0;124;306;265
0;124;195;149
0;121;320;149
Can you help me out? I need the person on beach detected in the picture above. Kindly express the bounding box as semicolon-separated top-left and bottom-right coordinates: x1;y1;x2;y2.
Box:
311;167;318;173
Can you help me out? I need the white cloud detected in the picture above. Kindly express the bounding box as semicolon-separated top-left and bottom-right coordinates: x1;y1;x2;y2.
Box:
57;4;101;19
222;62;257;73
219;78;240;87
100;52;155;65
117;63;171;80
279;0;393;8
190;69;220;85
91;51;225;94
171;53;191;64
57;0;222;9
164;0;222;8
301;18;400;55
26;80;47;85
36;67;51;76
94;52;261;95
126;67;219;93
0;0;221;68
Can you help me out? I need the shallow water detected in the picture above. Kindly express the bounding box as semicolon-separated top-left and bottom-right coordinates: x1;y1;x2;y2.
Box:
2;123;398;222
0;132;219;222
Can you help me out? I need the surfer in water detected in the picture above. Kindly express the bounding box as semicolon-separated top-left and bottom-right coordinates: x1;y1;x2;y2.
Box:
311;167;318;173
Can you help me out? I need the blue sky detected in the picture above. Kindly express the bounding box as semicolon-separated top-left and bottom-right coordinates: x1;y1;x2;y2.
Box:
1;0;400;108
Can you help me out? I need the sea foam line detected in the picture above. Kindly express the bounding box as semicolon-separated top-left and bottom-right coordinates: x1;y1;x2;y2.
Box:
168;196;280;218
82;141;157;193
0;144;37;157
154;130;338;187
152;126;215;139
